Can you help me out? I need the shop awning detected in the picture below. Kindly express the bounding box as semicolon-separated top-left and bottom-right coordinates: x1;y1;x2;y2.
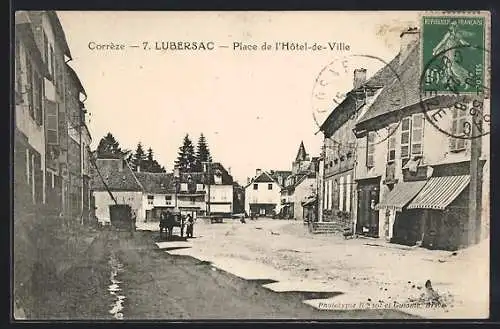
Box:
407;175;470;210
374;181;427;211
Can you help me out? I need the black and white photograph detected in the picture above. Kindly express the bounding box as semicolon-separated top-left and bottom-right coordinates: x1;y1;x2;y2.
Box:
12;10;491;320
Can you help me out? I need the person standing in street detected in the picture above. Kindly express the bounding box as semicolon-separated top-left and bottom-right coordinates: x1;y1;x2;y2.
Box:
186;214;194;238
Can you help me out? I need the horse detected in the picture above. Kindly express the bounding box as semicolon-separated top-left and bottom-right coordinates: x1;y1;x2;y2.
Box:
159;211;181;240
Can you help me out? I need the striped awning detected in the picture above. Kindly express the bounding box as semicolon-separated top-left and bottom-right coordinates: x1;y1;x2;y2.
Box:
407;175;470;210
374;181;427;211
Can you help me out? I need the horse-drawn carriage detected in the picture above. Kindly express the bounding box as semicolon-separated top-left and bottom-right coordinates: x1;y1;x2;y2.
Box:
109;204;136;236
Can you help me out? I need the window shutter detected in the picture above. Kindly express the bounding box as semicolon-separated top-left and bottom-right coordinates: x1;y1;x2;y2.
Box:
25;53;34;119
46;100;58;145
35;73;43;126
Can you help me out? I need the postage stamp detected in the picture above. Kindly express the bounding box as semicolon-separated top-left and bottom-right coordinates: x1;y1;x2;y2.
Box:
421;13;487;95
419;12;491;140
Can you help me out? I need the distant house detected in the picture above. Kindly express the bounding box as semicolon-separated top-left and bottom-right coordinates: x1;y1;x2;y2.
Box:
134;172;174;221
176;172;207;218
204;162;234;216
90;158;144;224
279;142;317;221
245;169;287;217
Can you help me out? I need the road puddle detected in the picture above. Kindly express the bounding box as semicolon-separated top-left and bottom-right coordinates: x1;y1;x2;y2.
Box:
108;253;126;320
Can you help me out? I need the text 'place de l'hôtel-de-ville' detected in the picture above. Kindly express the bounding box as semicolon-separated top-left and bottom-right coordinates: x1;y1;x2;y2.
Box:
14;11;489;254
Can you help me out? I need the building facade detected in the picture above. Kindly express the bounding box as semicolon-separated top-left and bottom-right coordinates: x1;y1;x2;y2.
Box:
279;142;317;221
14;12;49;215
204;162;234;216
14;11;92;225
90;158;144;224
245;169;284;217
353;29;489;250
317;57;398;232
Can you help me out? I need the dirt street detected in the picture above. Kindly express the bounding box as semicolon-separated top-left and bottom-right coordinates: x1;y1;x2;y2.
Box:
104;231;418;319
24;229;419;319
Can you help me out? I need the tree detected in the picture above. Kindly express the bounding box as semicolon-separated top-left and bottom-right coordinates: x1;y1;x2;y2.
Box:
145;147;166;173
194;133;212;171
175;134;196;173
131;142;146;171
96;133;130;159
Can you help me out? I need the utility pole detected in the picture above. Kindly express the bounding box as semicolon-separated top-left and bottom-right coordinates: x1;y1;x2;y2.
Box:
203;161;212;216
468;99;483;246
317;145;325;223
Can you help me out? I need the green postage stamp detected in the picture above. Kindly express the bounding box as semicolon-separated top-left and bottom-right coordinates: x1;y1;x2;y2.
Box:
421;13;489;95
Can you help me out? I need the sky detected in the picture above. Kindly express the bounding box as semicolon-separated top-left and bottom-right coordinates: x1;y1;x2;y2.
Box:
57;11;419;184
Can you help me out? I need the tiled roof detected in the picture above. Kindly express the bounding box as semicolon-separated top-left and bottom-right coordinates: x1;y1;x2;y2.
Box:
253;172;276;183
270;170;292;182
356;41;421;125
282;172;315;192
207;162;234;185
180;172;206;184
135;172;174;194
90;158;143;192
320;54;401;132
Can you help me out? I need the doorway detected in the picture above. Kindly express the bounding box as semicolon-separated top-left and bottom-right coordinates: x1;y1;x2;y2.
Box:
356;180;380;237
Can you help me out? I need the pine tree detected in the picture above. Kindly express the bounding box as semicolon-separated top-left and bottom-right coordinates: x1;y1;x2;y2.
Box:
175;134;196;173
131;142;146;171
96;133;130;159
194;133;212;171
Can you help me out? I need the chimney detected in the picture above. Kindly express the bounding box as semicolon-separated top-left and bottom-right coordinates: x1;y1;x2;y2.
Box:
228;167;231;174
247;177;250;184
256;168;262;176
353;68;367;89
400;27;419;65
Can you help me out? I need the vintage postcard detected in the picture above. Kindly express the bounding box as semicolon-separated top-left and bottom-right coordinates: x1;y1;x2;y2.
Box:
13;10;491;320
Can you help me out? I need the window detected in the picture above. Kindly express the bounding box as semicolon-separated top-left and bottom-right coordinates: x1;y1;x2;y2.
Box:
165;195;172;203
180;183;188;191
147;195;154;205
26;149;30;185
339;176;345;211
43;32;48;66
450;107;467;151
268;183;273;190
332;179;339;209
323;181;328;210
48;45;54;78
387;124;397;162
366;131;376;167
345;175;352;213
400;117;411;159
411;114;424;156
33;71;43;126
253;184;258;190
25;53;34;120
15;38;22;96
46;101;58;145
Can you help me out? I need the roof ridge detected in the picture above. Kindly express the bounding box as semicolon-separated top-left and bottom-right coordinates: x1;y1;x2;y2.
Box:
127;161;145;191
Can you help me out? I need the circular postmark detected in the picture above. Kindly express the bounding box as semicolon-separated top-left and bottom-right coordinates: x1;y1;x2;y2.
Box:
419;44;490;140
311;54;407;150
